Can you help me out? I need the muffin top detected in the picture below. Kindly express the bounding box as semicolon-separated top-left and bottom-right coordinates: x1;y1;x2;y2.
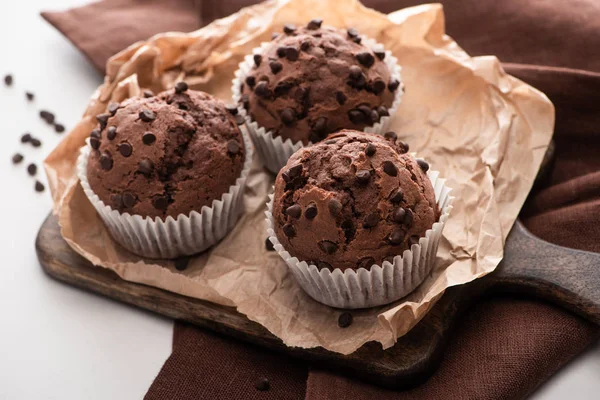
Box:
272;130;438;271
86;85;246;219
240;20;400;145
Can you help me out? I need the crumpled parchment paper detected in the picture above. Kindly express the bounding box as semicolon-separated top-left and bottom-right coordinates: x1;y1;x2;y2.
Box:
45;0;554;355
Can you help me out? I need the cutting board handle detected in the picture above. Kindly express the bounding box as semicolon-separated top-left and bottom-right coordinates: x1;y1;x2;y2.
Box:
486;220;600;325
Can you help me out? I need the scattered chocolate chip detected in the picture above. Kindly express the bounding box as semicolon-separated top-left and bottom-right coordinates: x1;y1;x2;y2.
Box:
106;126;117;140
286;204;302;219
25;92;34;101
27;163;37;176
318;240;338;254
96;113;110;129
12;153;23;164
336;91;347;105
384;131;397;141
4;74;13;86
54;123;65;133
276;47;287;58
280;108;296;125
138;159;154;176
348;110;365;124
392;207;406;223
357;257;376;269
369;109;379;123
143;90;154;98
253;54;262;68
30;138;41;148
365;143;376;156
241;94;250;110
417;159;430;172
347;28;359;38
235;114;245;125
142;132;156;145
282;223;296;237
283;24;296;34
371;79;386;94
90;137;101;150
377;106;389;117
363;213;380;228
328;199;342;216
375;50;386;60
122;192;136;208
409;235;421;247
108;102;119;116
349;65;362;80
246;75;258;89
254;81;271;98
313;32;323;38
90;129;101;139
265;237;275;251
174;257;190;271
338;312;353;328
356;52;375;67
100;152;113;170
398;140;409;153
226;104;238;115
110;194;123;208
153;195;169;210
118;142;133;157
356;169;371;184
390;189;404;203
254;378;270;392
227;140;241;155
269;61;283;74
281;172;290;183
382;160;398;176
312;117;327;134
34;180;45;192
317;261;332;269
388;79;400;92
174;81;188;94
305;203;318;219
21;133;32;143
389;229;405;245
285;47;299;61
287;164;303;178
352;36;362;44
300;41;311;51
325;139;337;145
307;18;323;29
40;110;55;124
404;209;414;226
274;81;292;97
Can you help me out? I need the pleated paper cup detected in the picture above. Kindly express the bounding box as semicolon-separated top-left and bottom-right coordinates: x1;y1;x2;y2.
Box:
77;130;254;259
232;33;403;174
265;164;453;309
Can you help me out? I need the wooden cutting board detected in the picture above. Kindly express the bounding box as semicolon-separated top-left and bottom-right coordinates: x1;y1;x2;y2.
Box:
35;212;600;390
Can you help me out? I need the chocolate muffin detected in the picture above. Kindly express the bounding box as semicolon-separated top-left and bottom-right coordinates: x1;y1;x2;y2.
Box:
272;130;438;271
86;85;246;219
240;20;400;145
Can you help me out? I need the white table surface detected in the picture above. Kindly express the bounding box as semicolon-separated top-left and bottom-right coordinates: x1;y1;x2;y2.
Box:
0;1;599;399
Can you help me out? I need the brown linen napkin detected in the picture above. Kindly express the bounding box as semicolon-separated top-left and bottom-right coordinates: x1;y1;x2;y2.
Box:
42;1;600;399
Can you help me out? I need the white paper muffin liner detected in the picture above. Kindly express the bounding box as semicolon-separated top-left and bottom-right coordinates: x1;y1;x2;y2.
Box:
232;32;404;174
77;129;254;259
265;163;453;309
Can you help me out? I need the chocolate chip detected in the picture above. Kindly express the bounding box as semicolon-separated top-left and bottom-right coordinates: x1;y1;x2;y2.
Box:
30;138;42;148
318;240;337;254
153;195;169;210
40;110;55;124
122;192;136;208
100;152;113;170
336;91;347;105
356;52;375;67
338;312;353;328
110;194;123;208
389;229;405;245
280;108;296;125
90;137;101;150
245;75;256;88
417;159;430;172
274;81;292;97
287;164;303;178
328;199;342;216
372;79;386;94
282;223;296;237
384;131;397;141
254;378;270;392
4;74;13;86
300;41;311;51
375;51;386;60
325;139;337;145
313;32;323;38
108;102;119;116
25;92;34;101
254;81;271;98
54;123;65;133
382;160;398;176
347;28;359;38
388;79;400;92
106;126;117;140
227;140;241;155
142;132;156;145
96;113;110;129
307;18;323;30
283;24;296;34
356;169;371;184
12;153;23;164
404;209;414;226
117;142;131;157
271;32;279;40
21;133;32;143
143;90;154;98
365;143;376;156
253;54;262;67
34;181;45;192
226;104;238;115
348;110;365;124
138;159;154;176
377;106;389;117
285;47;299;61
281;172;290;183
357;257;376;269
409;235;420;247
276;47;286;58
353;36;362;44
235;115;245;125
312;117;327;134
174;257;190;271
398;141;409;153
349;65;362;80
269;61;283;74
317;261;332;269
139;109;156;122
393;207;406;223
369;109;379;123
241;94;250;110
265;237;275;251
27;163;37;176
363;213;380;228
357;105;372;117
305;204;318;219
286;204;302;219
390;189;404;203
